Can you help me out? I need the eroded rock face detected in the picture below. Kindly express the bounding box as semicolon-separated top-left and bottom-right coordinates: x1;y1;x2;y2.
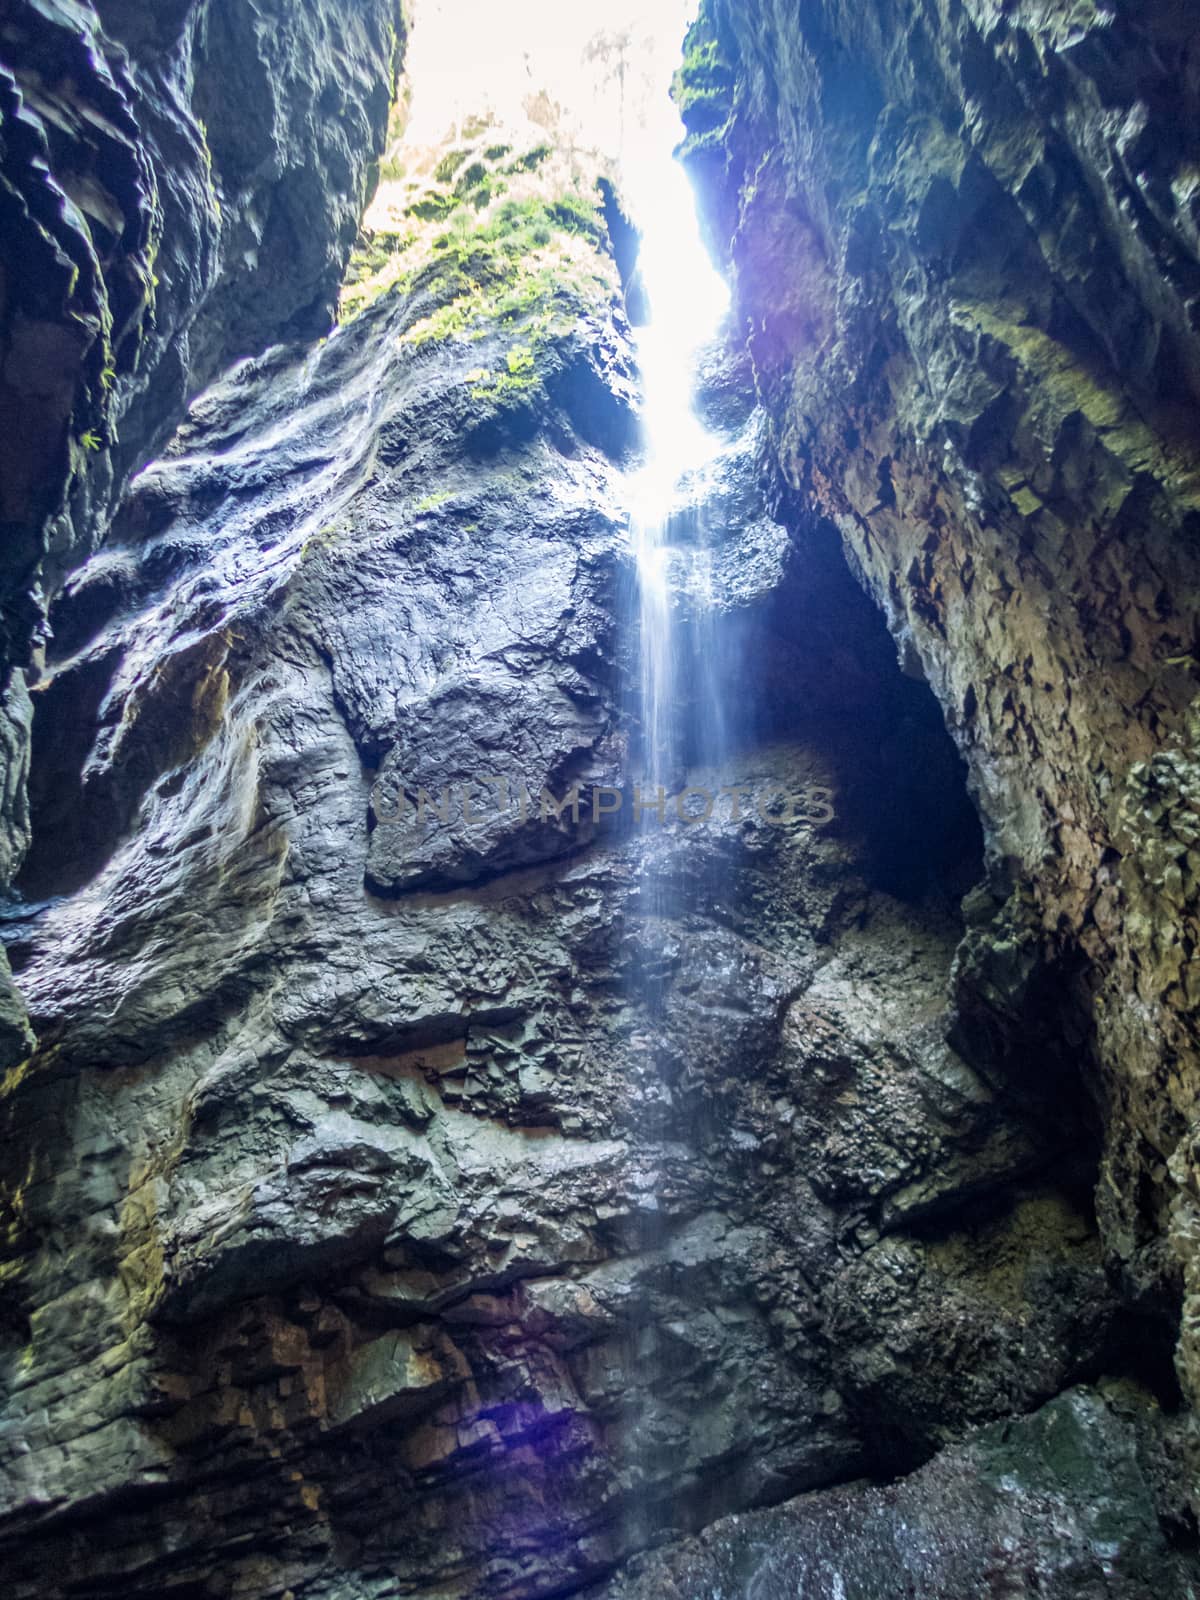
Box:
0;0;402;657
593;1385;1196;1600
0;152;1152;1591
683;0;1200;1422
0;0;401;1076
1;4;1197;1596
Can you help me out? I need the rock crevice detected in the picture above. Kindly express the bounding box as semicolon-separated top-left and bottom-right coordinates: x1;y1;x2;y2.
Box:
684;0;1200;1427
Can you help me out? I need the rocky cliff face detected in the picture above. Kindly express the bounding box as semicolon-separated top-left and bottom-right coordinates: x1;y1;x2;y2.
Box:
682;0;1200;1455
1;1;1198;1596
598;1384;1195;1600
1;0;402;655
0;0;401;1063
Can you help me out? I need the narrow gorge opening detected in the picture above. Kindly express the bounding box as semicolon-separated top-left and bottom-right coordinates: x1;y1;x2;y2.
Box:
0;1;1197;1597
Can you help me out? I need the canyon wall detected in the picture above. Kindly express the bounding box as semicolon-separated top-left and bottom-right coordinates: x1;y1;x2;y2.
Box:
0;1;1197;1596
0;0;402;1060
682;0;1200;1436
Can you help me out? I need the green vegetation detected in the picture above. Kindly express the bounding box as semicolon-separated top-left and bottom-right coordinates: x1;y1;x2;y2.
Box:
671;25;734;126
434;148;471;184
415;490;452;512
468;342;541;405
455;161;489;194
79;429;103;451
396;187;610;412
470;176;507;209
453;159;507;211
340;227;419;320
505;344;536;379
339;122;616;423
342;135;565;321
506;143;552;174
402;191;606;350
407;190;459;223
548;192;604;237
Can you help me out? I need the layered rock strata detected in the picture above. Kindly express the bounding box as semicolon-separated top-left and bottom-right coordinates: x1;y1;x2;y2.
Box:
1;1;1198;1595
683;0;1200;1422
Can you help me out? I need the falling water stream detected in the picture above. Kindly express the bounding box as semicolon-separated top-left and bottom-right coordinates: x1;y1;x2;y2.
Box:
615;19;733;1552
623;72;729;793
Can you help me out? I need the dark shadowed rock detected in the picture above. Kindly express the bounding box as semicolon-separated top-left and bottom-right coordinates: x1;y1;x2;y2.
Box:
0;0;402;665
0;203;1145;1594
0;0;402;1063
593;1385;1196;1600
684;0;1200;1420
0;2;1197;1596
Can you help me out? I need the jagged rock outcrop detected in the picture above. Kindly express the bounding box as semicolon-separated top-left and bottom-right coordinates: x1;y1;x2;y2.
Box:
0;114;1162;1592
594;1384;1195;1600
1;2;1198;1595
0;0;400;1128
0;0;402;658
683;0;1200;1431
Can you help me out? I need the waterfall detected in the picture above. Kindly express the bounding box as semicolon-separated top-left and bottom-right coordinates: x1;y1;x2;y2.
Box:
615;12;731;1550
622;58;728;795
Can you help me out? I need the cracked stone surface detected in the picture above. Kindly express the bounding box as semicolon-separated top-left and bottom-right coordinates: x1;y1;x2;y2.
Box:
685;0;1200;1448
0;165;1156;1595
0;2;1197;1595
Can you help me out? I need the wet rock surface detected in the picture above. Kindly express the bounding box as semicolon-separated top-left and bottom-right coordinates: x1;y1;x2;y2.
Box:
685;0;1200;1446
0;0;402;1067
0;0;401;659
0;182;1150;1595
0;2;1197;1596
593;1385;1196;1600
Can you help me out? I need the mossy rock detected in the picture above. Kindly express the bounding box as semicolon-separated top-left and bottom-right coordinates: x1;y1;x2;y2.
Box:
434;148;471;184
407;190;460;223
672;23;735;134
506;143;552;174
454;161;490;196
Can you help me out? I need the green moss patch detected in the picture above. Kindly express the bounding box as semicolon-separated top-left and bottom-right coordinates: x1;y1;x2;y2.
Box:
506;143;552;174
672;21;734;133
340;130;612;331
401;191;610;362
434;148;471;184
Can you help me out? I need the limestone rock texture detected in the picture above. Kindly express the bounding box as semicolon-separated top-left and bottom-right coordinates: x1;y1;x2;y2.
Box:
0;0;401;1082
594;1384;1196;1600
684;0;1200;1432
0;2;1198;1597
0;0;402;650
